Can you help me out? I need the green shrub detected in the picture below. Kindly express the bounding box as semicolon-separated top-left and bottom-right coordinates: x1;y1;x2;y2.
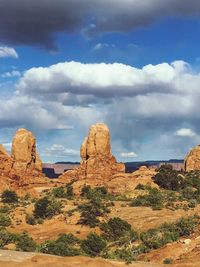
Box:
188;199;197;208
34;197;62;219
163;258;173;264
0;213;11;227
100;217;134;241
66;183;74;199
131;188;164;209
81;185;109;200
52;187;66;198
0;228;14;247
153;165;184;191
81;233;107;257
40;240;80;256
1;190;18;203
26;214;36;225
114;247;135;264
56;233;80;245
135;184;146;190
16;232;37;252
78;198;110;227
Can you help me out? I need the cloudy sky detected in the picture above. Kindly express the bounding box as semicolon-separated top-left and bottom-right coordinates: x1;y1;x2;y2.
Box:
1;0;200;163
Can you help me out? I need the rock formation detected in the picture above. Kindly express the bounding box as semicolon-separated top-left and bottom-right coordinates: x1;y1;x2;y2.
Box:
59;123;125;183
184;145;200;171
0;144;13;174
11;128;43;175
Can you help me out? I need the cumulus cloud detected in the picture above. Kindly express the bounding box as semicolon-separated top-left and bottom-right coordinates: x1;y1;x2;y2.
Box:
175;128;196;137
17;60;189;101
1;70;21;78
0;46;18;58
1;1;200;48
2;58;200;160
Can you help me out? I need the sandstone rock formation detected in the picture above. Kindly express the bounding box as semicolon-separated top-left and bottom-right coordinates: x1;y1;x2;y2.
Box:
59;123;125;183
106;166;158;195
11;128;42;174
0;144;13;174
0;128;45;194
184;145;200;171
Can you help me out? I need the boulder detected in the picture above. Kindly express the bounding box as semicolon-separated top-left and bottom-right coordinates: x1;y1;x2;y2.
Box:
59;123;125;183
184;145;200;171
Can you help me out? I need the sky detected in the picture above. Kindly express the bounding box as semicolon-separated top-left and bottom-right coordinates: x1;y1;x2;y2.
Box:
1;0;200;163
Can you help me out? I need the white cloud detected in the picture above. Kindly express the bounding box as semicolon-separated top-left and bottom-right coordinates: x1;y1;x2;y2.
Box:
17;60;189;100
175;128;196;137
93;43;116;51
44;144;80;158
120;152;138;158
1;70;21;78
0;47;18;58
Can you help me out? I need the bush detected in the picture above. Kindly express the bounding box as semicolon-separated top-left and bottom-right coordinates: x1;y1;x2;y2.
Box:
56;233;80;246
40;233;80;256
34;197;62;219
1;190;18;203
131;188;164;209
0;213;11;227
163;258;173;264
81;233;107;257
26;214;36;225
16;232;37;252
78;198;110;227
0;228;14;247
52;187;66;198
101;217;135;241
40;240;80;256
153;165;184;191
114;247;135;264
66;183;74;199
81;185;109;200
140;216;199;250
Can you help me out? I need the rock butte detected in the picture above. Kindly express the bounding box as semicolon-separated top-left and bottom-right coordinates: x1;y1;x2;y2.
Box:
11;128;42;174
184;145;200;171
59;123;157;193
0;128;48;196
59;123;125;184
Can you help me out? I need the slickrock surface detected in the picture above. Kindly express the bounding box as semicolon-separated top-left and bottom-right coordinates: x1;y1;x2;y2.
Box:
184;145;200;171
59;123;125;184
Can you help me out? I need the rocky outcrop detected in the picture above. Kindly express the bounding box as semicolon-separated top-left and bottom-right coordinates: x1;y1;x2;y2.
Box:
184;145;200;171
59;123;125;183
106;166;158;195
11;128;42;175
0;144;13;174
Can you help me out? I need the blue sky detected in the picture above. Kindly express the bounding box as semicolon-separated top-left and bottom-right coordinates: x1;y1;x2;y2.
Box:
1;0;200;163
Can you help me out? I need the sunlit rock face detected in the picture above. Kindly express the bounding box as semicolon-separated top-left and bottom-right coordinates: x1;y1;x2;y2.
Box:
59;123;125;183
184;145;200;171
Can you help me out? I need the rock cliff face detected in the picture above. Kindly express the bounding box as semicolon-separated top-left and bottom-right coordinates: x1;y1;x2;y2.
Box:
184;145;200;171
0;144;13;174
59;123;125;183
11;128;42;174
